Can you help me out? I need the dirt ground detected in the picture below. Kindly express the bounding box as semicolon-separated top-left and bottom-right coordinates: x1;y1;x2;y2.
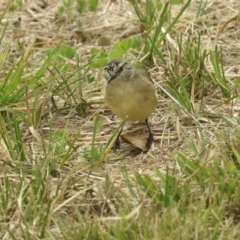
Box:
1;0;240;184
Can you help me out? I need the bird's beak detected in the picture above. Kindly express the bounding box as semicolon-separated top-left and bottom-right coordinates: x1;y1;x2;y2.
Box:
107;75;116;83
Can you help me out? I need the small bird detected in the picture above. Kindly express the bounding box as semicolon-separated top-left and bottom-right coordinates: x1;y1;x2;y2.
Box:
103;59;158;151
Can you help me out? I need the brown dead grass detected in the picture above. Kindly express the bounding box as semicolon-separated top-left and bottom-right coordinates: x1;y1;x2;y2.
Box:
1;1;238;152
1;0;240;236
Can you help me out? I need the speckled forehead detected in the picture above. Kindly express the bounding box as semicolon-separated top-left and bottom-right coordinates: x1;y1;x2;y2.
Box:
104;60;121;73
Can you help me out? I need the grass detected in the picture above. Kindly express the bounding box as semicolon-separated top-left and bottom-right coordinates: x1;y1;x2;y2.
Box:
1;0;240;239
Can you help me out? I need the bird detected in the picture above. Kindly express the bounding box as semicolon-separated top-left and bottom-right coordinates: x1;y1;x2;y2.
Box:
103;59;158;151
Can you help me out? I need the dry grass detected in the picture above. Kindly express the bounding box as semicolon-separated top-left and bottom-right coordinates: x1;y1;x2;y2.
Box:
1;0;240;239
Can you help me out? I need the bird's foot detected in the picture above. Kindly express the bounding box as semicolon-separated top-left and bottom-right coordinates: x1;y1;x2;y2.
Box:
112;139;121;151
146;133;153;149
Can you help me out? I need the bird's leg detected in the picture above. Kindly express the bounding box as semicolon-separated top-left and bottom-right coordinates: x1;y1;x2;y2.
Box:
112;127;123;151
145;119;154;149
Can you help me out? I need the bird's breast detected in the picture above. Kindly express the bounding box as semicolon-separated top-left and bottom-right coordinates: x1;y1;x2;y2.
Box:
104;78;157;121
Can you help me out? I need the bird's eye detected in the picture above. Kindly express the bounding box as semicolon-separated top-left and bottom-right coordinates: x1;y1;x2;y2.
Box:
118;65;124;72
